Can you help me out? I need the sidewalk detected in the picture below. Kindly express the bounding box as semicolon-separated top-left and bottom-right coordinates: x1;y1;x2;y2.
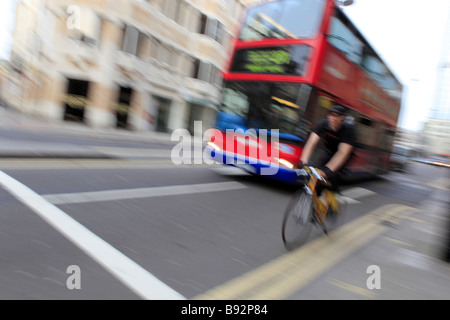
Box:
0;107;176;143
0;107;177;159
288;174;450;300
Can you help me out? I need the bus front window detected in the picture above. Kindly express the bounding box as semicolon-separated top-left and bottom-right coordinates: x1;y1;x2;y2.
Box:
218;82;312;142
240;0;326;41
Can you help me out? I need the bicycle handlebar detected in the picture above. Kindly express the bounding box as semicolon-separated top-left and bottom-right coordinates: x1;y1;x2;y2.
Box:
309;167;327;183
295;165;329;184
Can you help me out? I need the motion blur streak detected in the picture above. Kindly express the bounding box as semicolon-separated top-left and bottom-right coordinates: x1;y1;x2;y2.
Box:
194;204;417;300
0;170;186;300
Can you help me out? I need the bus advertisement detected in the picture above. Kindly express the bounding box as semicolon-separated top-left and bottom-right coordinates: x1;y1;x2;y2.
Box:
205;0;403;184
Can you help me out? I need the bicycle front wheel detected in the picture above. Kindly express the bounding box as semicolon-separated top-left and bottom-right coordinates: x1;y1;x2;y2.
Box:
282;188;314;250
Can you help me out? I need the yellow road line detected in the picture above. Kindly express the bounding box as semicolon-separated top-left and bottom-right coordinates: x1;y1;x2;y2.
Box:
404;216;427;224
383;236;412;248
194;204;418;300
328;279;376;298
427;177;450;191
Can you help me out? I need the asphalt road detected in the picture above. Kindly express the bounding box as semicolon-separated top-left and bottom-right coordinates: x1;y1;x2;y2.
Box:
0;151;448;300
0;118;448;302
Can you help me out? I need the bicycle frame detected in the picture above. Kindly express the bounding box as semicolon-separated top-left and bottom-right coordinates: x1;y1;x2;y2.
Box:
296;166;337;224
282;165;343;249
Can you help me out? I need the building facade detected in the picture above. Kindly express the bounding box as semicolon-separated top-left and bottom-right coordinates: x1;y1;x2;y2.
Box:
393;127;422;156
423;5;450;155
8;0;252;134
422;119;450;156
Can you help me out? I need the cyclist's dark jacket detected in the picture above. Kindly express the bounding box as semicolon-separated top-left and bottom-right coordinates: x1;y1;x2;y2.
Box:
313;119;356;158
310;119;356;190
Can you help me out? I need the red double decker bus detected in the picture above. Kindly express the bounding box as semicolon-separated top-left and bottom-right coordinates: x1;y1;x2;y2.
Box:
206;0;403;184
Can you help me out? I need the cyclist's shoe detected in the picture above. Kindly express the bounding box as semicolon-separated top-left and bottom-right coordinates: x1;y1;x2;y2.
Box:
326;205;339;224
326;206;335;218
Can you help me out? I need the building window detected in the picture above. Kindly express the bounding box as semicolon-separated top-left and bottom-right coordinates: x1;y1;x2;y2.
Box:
199;14;208;35
158;44;173;65
210;65;223;87
116;86;132;129
192;58;201;79
122;25;138;54
122;25;146;57
198;14;226;45
64;79;90;123
163;0;183;23
149;37;160;59
172;49;183;72
191;59;222;85
182;55;196;77
136;33;149;59
207;18;225;45
198;61;212;82
153;96;172;133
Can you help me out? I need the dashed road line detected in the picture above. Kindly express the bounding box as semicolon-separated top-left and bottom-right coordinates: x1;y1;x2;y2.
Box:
0;159;223;170
42;181;247;205
89;147;173;158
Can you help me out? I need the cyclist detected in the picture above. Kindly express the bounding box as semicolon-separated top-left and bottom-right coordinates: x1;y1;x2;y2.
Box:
300;105;356;193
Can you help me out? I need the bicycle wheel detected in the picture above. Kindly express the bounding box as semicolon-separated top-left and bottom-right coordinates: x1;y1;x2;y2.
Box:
282;188;314;250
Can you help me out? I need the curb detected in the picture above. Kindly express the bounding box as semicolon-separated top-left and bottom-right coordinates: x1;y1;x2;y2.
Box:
0;109;177;146
0;153;115;160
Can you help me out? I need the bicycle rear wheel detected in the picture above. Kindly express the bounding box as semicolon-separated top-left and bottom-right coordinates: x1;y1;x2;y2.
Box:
282;188;314;250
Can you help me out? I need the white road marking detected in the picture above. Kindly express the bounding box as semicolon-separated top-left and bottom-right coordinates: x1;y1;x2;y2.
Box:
340;187;376;200
90;146;207;161
0;170;186;300
43;181;247;205
336;187;377;205
336;195;360;204
90;147;173;158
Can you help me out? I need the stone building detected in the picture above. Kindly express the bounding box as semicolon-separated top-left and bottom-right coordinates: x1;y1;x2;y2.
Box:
8;0;251;133
423;5;450;156
422;119;450;156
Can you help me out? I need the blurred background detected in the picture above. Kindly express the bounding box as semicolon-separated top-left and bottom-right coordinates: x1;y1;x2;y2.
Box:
0;0;449;162
0;0;260;135
0;0;448;301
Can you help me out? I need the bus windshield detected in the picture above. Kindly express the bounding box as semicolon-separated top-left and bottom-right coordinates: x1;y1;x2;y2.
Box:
218;81;313;142
240;0;326;40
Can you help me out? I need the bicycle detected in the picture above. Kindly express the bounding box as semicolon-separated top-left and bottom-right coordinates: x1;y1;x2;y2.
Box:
281;165;345;250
